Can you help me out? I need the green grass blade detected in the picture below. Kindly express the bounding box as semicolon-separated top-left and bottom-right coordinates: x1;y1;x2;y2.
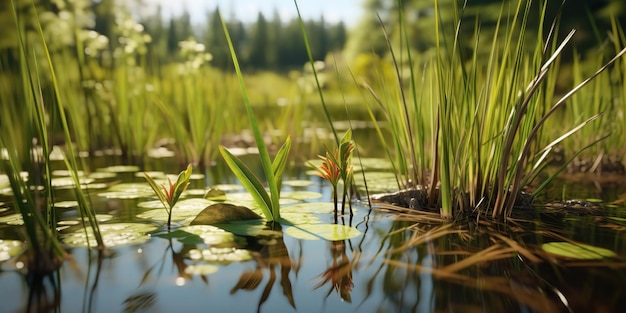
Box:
272;136;292;203
143;173;170;212
172;164;193;206
219;146;273;220
219;12;280;219
32;3;104;248
293;0;339;144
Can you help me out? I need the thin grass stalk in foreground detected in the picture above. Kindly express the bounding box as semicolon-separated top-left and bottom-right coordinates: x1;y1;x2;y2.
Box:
218;12;291;222
32;3;104;249
293;0;339;145
377;13;421;186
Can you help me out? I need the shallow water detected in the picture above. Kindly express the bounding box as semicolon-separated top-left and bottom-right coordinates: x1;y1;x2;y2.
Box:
1;154;625;313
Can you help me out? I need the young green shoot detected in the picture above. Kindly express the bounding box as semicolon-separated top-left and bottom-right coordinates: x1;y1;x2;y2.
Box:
144;164;192;230
308;130;356;220
217;12;291;222
308;150;341;220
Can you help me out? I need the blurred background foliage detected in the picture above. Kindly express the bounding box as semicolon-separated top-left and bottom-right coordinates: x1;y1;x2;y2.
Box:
1;0;625;166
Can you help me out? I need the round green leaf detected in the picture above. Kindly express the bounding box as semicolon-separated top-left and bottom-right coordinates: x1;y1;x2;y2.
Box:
184;264;219;275
542;242;616;260
62;223;158;247
0;239;23;262
285;224;361;241
281;191;323;201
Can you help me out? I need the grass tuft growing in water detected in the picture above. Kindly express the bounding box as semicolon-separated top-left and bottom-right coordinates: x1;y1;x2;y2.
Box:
357;0;626;220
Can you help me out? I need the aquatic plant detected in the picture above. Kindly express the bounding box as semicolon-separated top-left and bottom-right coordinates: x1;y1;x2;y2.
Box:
0;0;108;274
143;164;192;230
358;0;626;219
308;130;355;219
217;12;291;222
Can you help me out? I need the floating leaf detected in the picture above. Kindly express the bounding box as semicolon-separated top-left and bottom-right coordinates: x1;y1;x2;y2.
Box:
542;242;616;260
97;165;140;173
178;225;239;245
187;246;253;263
184;264;219;275
285;224;361;241
280;212;322;225
88;172;118;180
52;170;85;176
0;239;23;262
281;191;323;201
99;183;154;199
135;171;165;179
51;176;95;188
0;213;23;225
63;223;158;247
137;198;215;223
54;201;79;208
282;180;313;187
586;198;603;204
282;202;335;214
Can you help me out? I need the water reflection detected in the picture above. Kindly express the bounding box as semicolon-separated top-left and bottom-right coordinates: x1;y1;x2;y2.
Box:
314;240;356;303
230;224;297;312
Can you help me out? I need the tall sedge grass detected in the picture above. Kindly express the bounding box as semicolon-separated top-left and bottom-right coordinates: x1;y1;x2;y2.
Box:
357;0;626;219
0;0;108;273
556;17;626;171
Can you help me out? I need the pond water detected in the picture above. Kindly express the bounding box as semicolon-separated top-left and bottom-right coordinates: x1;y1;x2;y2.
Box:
1;152;625;313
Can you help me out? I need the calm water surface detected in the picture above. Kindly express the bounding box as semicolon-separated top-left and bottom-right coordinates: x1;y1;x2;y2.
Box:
1;154;625;313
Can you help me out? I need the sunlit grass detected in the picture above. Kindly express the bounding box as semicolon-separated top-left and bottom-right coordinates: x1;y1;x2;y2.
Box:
355;0;626;220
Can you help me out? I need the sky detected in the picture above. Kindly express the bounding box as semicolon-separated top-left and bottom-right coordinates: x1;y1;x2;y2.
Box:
146;0;363;27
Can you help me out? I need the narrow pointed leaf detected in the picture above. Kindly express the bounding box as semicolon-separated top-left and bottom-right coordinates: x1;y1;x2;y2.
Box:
272;136;292;196
219;146;273;220
144;173;170;210
171;164;193;206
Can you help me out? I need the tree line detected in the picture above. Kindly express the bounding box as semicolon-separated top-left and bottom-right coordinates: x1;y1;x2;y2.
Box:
136;6;347;71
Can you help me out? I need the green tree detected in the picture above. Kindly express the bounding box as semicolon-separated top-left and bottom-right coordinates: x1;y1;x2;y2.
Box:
247;12;269;69
343;0;389;63
203;7;230;69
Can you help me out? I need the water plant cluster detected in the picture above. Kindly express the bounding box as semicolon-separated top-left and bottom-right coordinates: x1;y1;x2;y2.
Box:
356;0;626;220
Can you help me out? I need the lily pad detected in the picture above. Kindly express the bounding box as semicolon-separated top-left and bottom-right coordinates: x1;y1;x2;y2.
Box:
184;264;219;275
282;180;313;187
178;225;245;247
0;239;23;262
285;224;361;241
99;183;154;199
88;172;118;180
97;165;140;173
542;242;616;260
51;176;95;188
54;201;79;209
187;246;253;263
0;213;23;225
281;191;323;201
62;223;158;247
190;203;262;225
282;202;335;214
52;170;85;176
137;198;215;222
